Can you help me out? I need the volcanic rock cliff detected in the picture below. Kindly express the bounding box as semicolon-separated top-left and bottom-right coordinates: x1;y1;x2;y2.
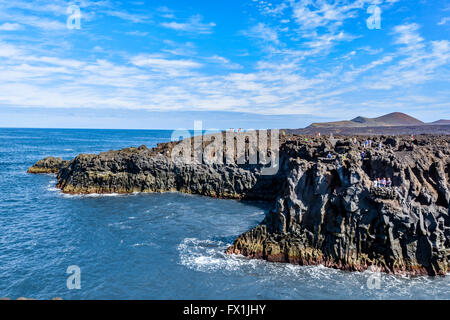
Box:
28;134;450;276
227;136;450;276
51;138;284;201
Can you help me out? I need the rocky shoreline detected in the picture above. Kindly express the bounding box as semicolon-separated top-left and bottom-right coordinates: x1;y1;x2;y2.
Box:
28;134;450;276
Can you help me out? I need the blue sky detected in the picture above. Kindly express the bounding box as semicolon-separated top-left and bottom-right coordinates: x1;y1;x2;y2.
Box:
0;0;449;129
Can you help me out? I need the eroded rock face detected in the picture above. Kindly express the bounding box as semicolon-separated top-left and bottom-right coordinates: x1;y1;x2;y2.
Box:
28;134;450;276
227;136;450;276
55;142;285;201
27;157;69;174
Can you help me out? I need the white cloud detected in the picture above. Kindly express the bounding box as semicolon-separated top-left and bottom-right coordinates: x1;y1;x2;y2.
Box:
437;17;450;25
162;40;197;56
0;41;22;57
0;0;448;122
392;23;424;50
305;31;357;50
364;25;450;90
253;0;289;16
161;15;216;34
125;30;149;36
247;23;280;44
1;13;66;30
0;22;22;30
290;0;366;31
245;1;374;56
130;54;203;76
207;55;243;70
105;10;150;23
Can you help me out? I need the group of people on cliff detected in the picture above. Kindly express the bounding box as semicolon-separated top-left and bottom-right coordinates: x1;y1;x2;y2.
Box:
373;177;392;188
353;138;383;150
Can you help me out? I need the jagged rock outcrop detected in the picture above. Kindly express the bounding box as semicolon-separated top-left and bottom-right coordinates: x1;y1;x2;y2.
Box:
55;139;284;201
227;135;450;276
28;134;450;276
27;157;69;174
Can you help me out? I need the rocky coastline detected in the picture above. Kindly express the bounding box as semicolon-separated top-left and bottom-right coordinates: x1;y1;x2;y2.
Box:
28;134;450;276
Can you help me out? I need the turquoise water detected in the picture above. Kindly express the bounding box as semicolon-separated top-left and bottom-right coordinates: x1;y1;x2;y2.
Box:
0;128;449;300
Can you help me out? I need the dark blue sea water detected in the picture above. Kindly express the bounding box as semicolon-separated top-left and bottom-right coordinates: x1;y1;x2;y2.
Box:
0;128;449;300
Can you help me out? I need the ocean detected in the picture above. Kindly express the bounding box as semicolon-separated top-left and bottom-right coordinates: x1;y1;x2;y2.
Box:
0;128;448;300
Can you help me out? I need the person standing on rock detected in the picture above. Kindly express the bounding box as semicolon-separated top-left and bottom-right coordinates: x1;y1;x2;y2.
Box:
387;178;392;188
360;151;365;160
377;142;383;150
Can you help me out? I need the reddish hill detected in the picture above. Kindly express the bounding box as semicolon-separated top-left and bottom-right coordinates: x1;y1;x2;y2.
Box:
365;112;424;126
309;112;424;128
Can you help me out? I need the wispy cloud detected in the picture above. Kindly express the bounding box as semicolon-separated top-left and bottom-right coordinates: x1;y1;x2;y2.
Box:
253;0;289;16
0;22;22;30
104;10;150;23
0;11;66;30
125;30;149;37
244;0;372;56
161;14;216;34
161;40;197;56
437;17;450;25
0;0;449;125
392;23;424;50
207;55;243;70
305;31;358;51
130;54;203;76
246;23;280;44
364;24;450;90
289;0;373;32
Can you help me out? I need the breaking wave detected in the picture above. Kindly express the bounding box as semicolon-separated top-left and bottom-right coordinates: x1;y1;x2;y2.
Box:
177;237;450;299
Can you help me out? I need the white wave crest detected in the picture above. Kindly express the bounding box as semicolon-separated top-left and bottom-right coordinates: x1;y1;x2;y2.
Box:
177;237;260;273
